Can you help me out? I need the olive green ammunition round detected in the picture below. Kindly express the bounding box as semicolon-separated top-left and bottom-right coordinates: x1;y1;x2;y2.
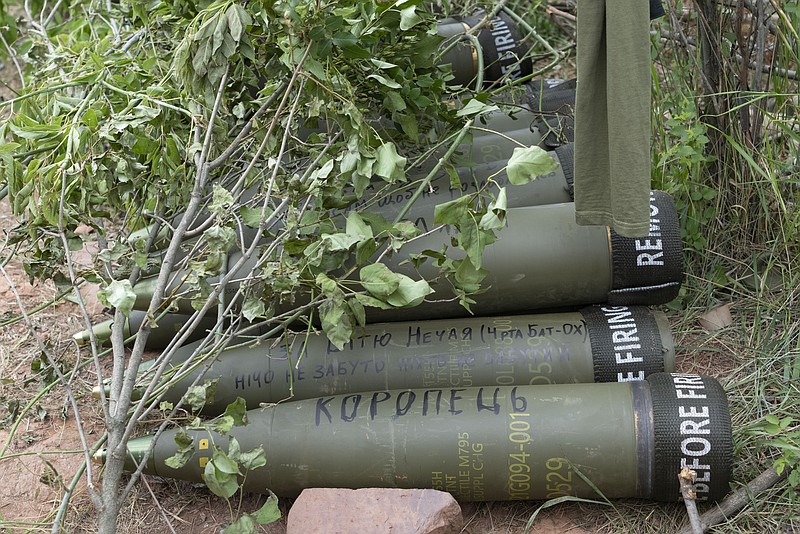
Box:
129;190;682;318
72;310;220;348
103;305;674;412
105;373;732;502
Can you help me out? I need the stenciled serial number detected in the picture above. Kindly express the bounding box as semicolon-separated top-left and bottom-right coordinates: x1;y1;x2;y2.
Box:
507;412;532;500
544;457;574;498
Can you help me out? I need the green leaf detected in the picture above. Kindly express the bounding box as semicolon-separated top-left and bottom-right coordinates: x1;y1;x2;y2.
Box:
204;451;240;498
223;397;249;426
239;446;267;470
242;296;266;322
211;415;235;435
348;297;366;327
311;158;335;181
370;58;398;69
459;217;496;268
374;142;406;182
332;31;358;48
253;492;281;524
454;258;488;293
367;74;402;89
164;430;192;469
354;293;395;310
506;146;559;185
316;272;339;296
355;238;378;266
399;5;422;30
456;99;499;118
223;514;255;534
346;211;373;240
765;414;780;426
385;275;433;308
322;232;361;251
213;448;241;475
392;220;420;239
360;263;400;299
227;436;242;463
183;379;218;412
226;4;252;42
395;112;418;140
96;280;137;317
203;225;236;251
210;183;234;215
479;188;507;230
240;205;272;228
434;195;471;225
320;299;354;350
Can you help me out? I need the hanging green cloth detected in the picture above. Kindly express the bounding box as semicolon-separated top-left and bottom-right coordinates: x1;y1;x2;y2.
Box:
573;0;653;238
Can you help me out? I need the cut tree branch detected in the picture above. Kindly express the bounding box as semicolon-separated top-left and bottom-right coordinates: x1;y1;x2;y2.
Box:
675;466;788;534
679;467;703;534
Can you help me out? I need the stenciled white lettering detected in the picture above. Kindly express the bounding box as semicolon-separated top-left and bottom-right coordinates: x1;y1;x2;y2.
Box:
600;307;646;379
636;193;665;266
672;374;713;500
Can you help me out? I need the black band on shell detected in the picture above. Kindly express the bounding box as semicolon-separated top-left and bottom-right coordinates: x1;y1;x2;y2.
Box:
581;305;667;383
608;191;684;305
647;373;733;502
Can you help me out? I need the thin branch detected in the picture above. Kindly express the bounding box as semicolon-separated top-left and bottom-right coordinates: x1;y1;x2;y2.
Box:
675;466;788;534
679;468;703;534
208;81;289;170
0;32;25;90
546;5;576;22
139;475;178;534
656;30;798;80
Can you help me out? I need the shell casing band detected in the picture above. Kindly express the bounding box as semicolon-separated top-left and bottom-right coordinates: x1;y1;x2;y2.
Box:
108;373;731;502
114;305;675;415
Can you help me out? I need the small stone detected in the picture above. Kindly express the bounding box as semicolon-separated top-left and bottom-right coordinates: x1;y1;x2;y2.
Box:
286;488;463;534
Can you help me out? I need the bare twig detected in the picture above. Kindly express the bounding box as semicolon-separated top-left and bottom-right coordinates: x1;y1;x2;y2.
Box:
546;5;576;22
0;32;25;90
679;468;703;534
675;466;788;534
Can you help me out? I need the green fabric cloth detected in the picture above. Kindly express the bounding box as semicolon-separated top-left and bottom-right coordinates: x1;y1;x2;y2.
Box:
574;0;652;238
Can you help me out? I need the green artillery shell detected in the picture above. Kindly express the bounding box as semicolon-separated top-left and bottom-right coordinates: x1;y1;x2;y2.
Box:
129;190;682;317
123;306;674;414
369;190;683;321
438;11;533;87
110;373;731;502
72;310;219;347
